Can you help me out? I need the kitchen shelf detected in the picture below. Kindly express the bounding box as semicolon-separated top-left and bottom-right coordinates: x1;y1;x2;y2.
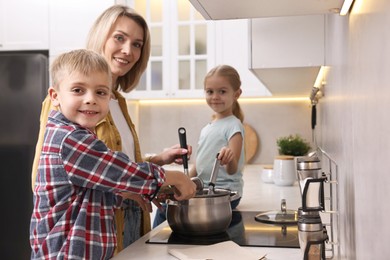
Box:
317;147;341;259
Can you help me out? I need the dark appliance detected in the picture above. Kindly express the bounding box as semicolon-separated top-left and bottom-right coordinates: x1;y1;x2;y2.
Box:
0;51;49;259
147;210;300;248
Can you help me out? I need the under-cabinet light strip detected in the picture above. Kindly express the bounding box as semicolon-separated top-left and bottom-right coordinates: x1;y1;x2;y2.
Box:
137;97;309;105
340;0;354;15
314;66;329;88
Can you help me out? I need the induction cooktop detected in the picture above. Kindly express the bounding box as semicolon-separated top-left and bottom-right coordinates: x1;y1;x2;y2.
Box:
146;210;300;248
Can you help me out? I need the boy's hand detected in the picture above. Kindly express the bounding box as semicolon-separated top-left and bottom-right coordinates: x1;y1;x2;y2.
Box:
172;176;197;201
163;170;197;201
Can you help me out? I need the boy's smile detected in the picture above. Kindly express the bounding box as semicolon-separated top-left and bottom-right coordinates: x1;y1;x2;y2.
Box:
49;70;111;131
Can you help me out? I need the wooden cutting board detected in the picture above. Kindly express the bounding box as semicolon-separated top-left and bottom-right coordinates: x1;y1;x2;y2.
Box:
244;123;259;163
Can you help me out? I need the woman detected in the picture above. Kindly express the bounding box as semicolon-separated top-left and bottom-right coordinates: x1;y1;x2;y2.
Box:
31;5;191;253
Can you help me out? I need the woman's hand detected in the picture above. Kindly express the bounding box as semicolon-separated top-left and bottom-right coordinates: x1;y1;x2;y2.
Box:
118;192;152;212
150;144;192;166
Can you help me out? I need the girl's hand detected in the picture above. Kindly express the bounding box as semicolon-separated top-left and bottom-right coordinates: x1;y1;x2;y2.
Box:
218;147;234;166
219;132;243;174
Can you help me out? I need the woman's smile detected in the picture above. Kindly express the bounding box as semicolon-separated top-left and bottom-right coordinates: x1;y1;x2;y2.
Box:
113;56;130;65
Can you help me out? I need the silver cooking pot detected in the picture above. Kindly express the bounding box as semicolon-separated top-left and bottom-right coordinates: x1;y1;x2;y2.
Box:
166;188;239;236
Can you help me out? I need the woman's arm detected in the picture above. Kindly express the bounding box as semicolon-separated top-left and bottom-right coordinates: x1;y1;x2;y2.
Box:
31;95;54;191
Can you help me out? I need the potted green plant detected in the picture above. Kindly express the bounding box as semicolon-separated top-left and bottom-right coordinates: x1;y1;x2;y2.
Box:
276;134;311;156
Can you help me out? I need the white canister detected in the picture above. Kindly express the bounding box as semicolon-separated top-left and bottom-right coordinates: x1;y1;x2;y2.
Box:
273;155;296;186
261;165;274;183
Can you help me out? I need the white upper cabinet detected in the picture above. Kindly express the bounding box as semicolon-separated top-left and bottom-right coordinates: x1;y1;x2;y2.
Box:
125;0;215;99
0;0;114;53
0;0;49;50
126;0;270;99
188;0;331;97
49;0;115;57
250;15;325;69
249;15;325;96
214;19;271;97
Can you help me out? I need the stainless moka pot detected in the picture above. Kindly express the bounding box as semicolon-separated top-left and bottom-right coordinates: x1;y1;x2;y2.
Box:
297;208;328;260
296;156;325;211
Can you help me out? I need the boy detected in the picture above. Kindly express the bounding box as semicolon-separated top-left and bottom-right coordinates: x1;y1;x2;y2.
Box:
30;49;196;259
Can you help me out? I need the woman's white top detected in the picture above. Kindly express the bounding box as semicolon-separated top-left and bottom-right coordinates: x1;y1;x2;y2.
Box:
109;99;135;161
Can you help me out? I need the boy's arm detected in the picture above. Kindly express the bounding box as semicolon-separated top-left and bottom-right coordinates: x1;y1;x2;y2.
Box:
62;130;164;196
61;130;195;200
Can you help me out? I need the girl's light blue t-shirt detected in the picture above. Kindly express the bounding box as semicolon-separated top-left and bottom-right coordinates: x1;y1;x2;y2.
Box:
195;115;245;197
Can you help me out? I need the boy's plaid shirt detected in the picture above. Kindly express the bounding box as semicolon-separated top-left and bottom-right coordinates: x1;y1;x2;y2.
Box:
30;110;165;259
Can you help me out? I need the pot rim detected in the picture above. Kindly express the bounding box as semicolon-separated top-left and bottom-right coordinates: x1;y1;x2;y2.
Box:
194;188;231;198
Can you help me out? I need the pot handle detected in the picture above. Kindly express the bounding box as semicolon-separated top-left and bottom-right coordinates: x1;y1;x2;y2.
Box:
229;190;240;201
208;153;220;189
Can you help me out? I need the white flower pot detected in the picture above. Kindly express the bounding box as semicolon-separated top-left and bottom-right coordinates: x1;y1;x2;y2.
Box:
273;155;296;186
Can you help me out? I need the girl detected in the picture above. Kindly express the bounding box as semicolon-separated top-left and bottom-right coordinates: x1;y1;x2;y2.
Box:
190;64;245;209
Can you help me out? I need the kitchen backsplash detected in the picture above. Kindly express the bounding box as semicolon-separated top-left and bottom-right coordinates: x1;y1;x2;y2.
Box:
127;99;313;165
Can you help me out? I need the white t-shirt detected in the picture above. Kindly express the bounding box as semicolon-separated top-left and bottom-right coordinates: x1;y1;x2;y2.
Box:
195;115;245;197
109;99;135;161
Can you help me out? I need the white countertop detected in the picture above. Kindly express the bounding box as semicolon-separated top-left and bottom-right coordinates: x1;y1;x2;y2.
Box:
112;164;303;260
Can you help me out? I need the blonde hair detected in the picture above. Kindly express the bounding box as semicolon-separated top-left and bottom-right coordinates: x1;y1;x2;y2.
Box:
204;65;244;123
86;5;151;92
51;49;112;89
